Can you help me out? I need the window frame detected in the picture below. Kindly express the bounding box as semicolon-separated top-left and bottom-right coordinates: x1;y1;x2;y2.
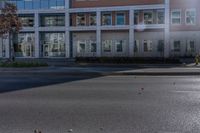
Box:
143;10;153;25
116;12;126;25
102;12;112;26
185;9;196;25
76;13;86;26
171;9;181;25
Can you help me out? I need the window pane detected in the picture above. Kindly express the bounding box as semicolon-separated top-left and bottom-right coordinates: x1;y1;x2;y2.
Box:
14;33;35;57
40;32;65;57
102;13;112;25
116;13;125;25
157;11;164;24
144;11;153;24
49;0;57;9
56;0;65;9
89;13;96;26
76;14;86;26
157;40;164;52
17;0;24;10
103;40;112;52
40;0;49;9
33;0;40;9
134;40;139;52
24;0;33;9
173;41;181;52
19;15;34;27
91;42;96;52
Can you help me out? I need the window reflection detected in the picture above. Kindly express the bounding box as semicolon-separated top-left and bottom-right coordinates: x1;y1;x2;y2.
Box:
8;0;65;10
40;33;65;57
40;14;65;27
13;33;35;57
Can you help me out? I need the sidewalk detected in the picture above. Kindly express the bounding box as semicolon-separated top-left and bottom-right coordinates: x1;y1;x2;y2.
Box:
1;63;200;76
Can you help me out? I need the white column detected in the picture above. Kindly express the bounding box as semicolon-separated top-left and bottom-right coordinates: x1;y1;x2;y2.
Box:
34;12;40;58
5;35;9;58
164;0;170;58
129;9;134;57
65;10;70;58
0;38;2;57
96;10;101;57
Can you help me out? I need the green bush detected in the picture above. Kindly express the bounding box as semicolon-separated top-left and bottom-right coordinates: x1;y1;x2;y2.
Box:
0;61;48;68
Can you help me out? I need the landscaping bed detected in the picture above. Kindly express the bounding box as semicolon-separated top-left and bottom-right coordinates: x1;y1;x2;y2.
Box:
0;61;48;67
75;57;181;64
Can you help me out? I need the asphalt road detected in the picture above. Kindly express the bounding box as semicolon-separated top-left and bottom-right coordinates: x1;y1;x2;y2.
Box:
0;74;200;133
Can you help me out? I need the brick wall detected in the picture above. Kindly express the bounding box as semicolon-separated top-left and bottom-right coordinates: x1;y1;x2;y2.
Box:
71;0;164;8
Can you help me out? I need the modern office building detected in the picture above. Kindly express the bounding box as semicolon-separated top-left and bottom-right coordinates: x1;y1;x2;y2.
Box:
0;0;198;59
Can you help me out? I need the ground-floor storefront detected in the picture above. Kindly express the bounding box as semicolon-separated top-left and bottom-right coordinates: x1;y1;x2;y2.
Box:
0;31;199;59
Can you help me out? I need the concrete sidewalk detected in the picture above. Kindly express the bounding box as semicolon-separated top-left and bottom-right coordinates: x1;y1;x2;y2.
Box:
1;64;200;76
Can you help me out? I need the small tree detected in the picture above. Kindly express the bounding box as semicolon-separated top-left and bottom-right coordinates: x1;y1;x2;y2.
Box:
0;2;22;61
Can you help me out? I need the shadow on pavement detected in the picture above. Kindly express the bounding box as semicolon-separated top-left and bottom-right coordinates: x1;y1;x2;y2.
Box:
0;73;101;94
0;65;180;94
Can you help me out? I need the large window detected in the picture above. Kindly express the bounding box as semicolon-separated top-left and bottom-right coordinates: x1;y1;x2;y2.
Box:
19;15;34;27
116;12;125;25
134;40;139;52
143;40;153;52
157;10;164;24
90;42;96;52
76;14;86;26
102;12;112;26
40;33;65;57
8;0;65;10
77;41;86;53
77;40;96;54
172;41;181;52
24;0;33;9
89;13;96;26
134;12;139;25
40;15;65;27
144;11;153;24
115;40;125;52
157;40;164;52
103;40;112;52
171;10;181;24
186;40;195;52
13;33;35;57
186;9;196;25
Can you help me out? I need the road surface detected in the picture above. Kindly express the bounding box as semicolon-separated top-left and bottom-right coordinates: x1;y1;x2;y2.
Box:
0;74;199;133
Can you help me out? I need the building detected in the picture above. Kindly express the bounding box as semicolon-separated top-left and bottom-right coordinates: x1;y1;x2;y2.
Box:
0;0;198;59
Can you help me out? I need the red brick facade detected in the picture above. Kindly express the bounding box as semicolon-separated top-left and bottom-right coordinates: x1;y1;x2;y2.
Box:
71;0;164;8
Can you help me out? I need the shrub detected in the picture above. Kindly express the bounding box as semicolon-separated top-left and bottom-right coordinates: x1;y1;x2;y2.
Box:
0;61;48;68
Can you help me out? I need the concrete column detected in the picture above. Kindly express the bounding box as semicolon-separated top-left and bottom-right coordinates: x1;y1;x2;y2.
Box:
164;0;170;58
65;10;70;58
129;9;134;57
96;10;101;57
0;39;2;58
5;35;9;58
34;12;40;58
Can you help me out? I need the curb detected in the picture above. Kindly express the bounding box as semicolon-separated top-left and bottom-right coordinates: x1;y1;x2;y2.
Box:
1;71;200;76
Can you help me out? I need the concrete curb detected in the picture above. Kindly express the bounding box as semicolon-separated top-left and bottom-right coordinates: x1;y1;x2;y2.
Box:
1;71;200;76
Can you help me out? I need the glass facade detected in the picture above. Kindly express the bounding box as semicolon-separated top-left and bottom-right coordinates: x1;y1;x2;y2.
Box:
13;33;35;57
76;14;86;26
116;12;126;25
40;14;65;27
8;0;65;10
40;33;65;57
19;15;34;27
102;12;112;25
